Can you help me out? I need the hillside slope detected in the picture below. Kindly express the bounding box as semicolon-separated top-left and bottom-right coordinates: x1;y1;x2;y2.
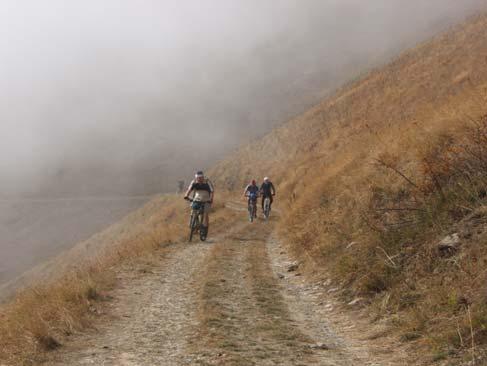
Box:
0;198;151;295
212;14;487;187
0;196;174;302
211;12;487;362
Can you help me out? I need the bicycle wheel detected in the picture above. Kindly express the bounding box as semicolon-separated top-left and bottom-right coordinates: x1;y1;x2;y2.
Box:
264;198;271;220
189;211;198;242
199;209;207;241
248;202;254;222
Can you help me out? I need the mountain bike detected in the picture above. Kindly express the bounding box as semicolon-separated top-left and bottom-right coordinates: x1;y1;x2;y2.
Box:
247;192;258;223
263;196;271;220
185;198;208;242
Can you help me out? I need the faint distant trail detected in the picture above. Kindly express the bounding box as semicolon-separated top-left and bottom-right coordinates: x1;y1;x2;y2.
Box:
0;196;154;203
43;208;405;366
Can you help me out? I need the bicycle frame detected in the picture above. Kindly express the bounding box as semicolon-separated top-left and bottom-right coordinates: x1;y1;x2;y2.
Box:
247;197;258;222
187;198;208;242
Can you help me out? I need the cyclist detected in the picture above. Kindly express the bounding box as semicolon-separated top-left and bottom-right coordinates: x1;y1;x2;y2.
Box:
184;171;214;236
243;180;260;219
260;177;275;213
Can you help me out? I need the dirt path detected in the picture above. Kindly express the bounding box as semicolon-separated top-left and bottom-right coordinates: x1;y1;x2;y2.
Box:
266;234;408;366
44;211;406;365
45;241;213;366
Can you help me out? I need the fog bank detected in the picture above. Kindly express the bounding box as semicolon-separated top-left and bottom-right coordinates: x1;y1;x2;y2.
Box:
1;0;485;196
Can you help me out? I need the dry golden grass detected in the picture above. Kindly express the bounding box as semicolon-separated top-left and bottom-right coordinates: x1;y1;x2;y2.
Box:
210;12;487;362
0;193;234;365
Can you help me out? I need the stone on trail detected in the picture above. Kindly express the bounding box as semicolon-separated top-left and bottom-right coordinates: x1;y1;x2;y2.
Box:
310;342;330;350
286;261;299;272
348;297;364;306
346;241;359;249
438;233;460;255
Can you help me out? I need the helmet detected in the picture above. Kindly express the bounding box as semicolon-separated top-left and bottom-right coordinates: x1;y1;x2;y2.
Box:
251;179;256;185
263;177;269;182
195;171;204;178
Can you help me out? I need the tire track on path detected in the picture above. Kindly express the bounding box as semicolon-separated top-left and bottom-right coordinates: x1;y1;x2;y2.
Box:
190;219;358;365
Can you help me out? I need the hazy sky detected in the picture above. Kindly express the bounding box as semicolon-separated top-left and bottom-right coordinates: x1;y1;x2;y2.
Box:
1;0;485;195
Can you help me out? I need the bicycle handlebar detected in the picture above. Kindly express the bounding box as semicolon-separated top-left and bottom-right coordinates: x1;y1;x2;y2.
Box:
184;197;211;203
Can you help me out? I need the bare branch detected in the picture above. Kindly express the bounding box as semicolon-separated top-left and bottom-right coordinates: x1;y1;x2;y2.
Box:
374;158;420;190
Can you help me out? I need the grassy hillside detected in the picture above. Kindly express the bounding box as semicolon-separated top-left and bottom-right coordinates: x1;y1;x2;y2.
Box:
0;195;180;364
210;13;487;362
0;194;235;365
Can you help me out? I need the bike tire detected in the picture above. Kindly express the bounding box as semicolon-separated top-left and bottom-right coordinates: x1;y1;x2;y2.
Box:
189;212;198;242
264;198;270;220
200;225;207;241
199;208;207;241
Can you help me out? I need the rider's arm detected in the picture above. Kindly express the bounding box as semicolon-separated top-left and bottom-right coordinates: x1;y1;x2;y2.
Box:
208;179;215;203
184;181;194;198
271;182;276;195
243;185;249;198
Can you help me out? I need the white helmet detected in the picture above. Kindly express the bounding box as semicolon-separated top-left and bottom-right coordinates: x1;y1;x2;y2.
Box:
195;171;204;179
263;177;269;182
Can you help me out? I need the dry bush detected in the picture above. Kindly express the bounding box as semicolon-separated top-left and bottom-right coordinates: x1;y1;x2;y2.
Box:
347;116;487;354
0;266;114;365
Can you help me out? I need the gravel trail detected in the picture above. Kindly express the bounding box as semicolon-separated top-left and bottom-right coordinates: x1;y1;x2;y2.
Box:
43;210;407;365
45;242;212;366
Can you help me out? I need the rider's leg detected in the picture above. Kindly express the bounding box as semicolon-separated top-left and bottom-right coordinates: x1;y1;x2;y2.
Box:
262;195;273;210
203;203;211;227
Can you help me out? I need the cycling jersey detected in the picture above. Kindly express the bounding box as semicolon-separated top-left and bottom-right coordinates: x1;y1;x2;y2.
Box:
189;178;214;202
260;181;275;197
245;184;259;201
245;184;259;194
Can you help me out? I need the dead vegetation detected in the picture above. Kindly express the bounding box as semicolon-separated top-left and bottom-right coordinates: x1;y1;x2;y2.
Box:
210;12;487;364
334;117;487;358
